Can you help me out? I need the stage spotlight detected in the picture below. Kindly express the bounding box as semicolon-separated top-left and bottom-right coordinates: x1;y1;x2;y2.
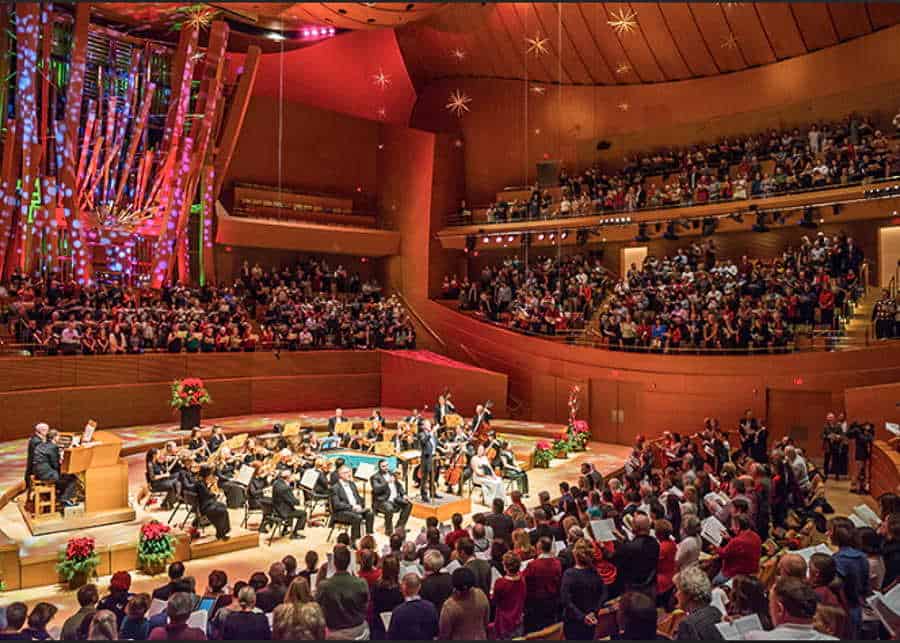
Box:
560;230;569;240
752;212;769;233
548;232;556;241
663;221;679;241
635;222;650;242
495;235;503;243
537;232;545;241
701;217;717;237
507;235;514;242
799;206;818;229
482;236;490;244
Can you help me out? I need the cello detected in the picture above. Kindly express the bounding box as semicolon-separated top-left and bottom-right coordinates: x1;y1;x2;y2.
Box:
444;444;467;488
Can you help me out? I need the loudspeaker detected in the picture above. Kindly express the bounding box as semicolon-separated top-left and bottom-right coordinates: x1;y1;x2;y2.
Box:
536;160;561;188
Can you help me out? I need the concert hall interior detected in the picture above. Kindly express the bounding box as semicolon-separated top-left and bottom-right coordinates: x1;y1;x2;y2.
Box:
1;1;900;641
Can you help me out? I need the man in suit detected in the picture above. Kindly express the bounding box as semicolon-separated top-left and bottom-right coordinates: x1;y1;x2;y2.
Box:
388;573;439;641
470;404;492;433
580;462;603;491
25;422;48;485
371;459;411;534
455;537;491;597
327;408;346;434
271;469;307;539
417;421;440;502
674;565;724;641
433;395;456;427
151;562;186;601
331;465;374;545
32;429;78;506
197;465;230;540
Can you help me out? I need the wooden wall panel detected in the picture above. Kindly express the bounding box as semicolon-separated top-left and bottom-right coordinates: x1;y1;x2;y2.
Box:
249;375;381;414
204;379;253;418
0;359;75;391
137;355;188;383
0;389;61;441
59;383;172;431
72;356;141;387
767;389;834;458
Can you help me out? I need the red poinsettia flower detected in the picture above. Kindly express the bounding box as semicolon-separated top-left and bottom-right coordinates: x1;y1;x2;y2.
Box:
536;440;551;450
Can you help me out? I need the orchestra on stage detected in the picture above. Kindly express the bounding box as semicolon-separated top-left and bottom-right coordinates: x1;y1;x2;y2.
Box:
23;390;530;547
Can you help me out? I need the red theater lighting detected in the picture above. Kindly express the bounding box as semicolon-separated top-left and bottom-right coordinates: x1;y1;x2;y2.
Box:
507;235;514;242
537;233;545;241
482;236;489;243
495;235;503;243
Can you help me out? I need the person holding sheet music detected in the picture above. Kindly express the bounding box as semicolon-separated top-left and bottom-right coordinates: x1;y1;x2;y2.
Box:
371;459;411;535
330;465;374;544
712;514;761;586
271;468;307;539
611;513;659;597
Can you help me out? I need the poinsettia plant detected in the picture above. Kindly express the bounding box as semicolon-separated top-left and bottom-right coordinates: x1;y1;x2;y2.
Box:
170;378;212;410
552;432;572;458
57;536;100;582
567;419;590;451
138;520;176;574
533;440;554;468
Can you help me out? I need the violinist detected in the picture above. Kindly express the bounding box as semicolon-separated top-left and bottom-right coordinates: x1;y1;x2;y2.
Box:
197;465;230;541
328;458;345;487
188;428;209;462
144;448;178;509
404;409;424;430
162;441;183;477
246;461;268;512
370;408;386;427
349;430;374;453
371;459;411;534
312;458;333;497
497;441;529;497
207;426;226;455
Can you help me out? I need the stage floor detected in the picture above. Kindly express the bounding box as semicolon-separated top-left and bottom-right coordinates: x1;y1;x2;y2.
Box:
0;409;630;625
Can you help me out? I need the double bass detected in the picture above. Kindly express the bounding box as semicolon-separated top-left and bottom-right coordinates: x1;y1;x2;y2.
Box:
472;400;495;447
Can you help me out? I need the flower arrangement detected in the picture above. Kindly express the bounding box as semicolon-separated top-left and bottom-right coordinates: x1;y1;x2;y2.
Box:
57;536;100;588
170;378;211;410
533;440;554;468
137;520;176;575
567;419;591;451
552;432;572;458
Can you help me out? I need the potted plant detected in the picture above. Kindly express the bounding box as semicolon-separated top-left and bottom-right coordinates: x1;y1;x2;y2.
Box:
137;520;176;576
533;440;554;469
57;536;100;590
567;420;590;452
552;433;571;459
170;378;212;430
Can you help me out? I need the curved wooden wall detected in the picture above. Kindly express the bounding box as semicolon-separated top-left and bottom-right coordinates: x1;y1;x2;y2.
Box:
415;299;900;456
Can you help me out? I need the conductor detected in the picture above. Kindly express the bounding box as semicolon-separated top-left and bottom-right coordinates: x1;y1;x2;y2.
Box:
417;421;441;502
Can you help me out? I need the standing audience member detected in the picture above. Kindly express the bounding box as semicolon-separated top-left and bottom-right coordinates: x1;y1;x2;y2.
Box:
61;584;99;640
149;593;207;641
492;552;526;639
315;545;370;640
522;536;562;632
745;577;837;640
87;610;119;641
561;541;607;640
438;567;490;641
221;587;270;641
387;573;439;641
673;566;723;641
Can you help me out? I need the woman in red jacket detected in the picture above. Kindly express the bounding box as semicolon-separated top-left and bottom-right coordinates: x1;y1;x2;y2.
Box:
492;552;526;639
655;519;677;609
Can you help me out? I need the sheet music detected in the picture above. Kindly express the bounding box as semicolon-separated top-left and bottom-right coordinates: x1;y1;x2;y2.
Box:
380;612;392;631
887;422;900;437
715;614;763;640
186;610;208;632
590;519;617;542
792;543;832;563
234;465;254;487
553;540;566;556
442;559;462;574
399;562;424;579
849;514;867;528
299;468;319;490
868;585;900;637
701;516;729;547
854;504;881;528
147;598;167;619
474;550;492;561
355;462;376;482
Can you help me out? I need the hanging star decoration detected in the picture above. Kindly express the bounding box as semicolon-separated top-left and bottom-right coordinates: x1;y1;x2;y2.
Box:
450;48;466;62
607;8;638;35
617;102;630;112
526;33;550;57
171;4;219;32
371;67;392;90
445;89;472;117
721;33;739;49
615;62;631;75
530;85;547;95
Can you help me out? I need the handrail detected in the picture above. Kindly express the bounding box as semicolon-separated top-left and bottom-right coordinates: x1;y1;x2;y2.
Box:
394;292;447;350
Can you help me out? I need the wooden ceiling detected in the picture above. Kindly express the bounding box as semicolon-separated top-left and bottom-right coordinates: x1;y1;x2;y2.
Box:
394;2;900;88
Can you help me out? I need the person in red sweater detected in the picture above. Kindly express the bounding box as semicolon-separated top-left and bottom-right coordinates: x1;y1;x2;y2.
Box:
523;537;563;632
492;552;526;639
655;519;677;608
444;513;468;550
714;514;761;585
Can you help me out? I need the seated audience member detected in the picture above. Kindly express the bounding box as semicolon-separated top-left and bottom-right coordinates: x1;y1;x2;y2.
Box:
152;562;187;601
97;571;133;627
221;587;270;641
438;567;490;641
118;594;152;641
87;610;119;641
61;584;99;640
21;603;56;641
149;592;207;641
388;573;439;641
674;566;723;641
0;603;27;640
255;562;289;613
746;577;837;640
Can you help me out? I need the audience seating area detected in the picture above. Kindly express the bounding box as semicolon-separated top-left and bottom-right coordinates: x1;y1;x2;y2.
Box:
3;259;416;356
451;112;900;225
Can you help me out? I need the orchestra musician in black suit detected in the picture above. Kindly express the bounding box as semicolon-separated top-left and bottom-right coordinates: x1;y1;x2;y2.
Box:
25;422;49;486
371;459;411;534
471;403;493;433
434;395;456;427
271;469;307;539
32;429;78;506
417;421;441;502
327;408;347;434
330;465;374;544
405;409;424;429
328;458;345;487
197;465;230;540
145;448;178;509
207;426;226;455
